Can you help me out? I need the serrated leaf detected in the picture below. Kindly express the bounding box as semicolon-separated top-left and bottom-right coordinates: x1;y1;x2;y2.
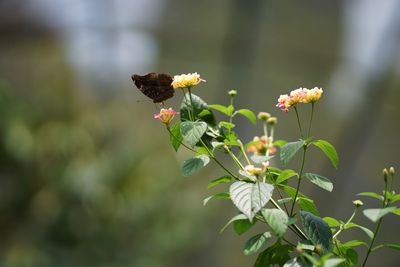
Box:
280;140;305;166
312;140;339;169
304;173;333;192
180;93;217;126
357;192;384;201
180;121;207;147
209;104;231;116
323;258;345;267
219;121;235;130
244;232;272;255
262;209;288;237
300;211;333;253
234;217;257;235
344;223;373;240
230;181;274;221
250;154;274;164
323;217;340;227
234;109;256;125
181;155;210;177
208;175;232;188
276;169;298;184
169;122;182;151
363;207;397;223
203;192;230;206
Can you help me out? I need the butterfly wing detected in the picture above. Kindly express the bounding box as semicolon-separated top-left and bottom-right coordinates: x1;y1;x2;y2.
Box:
132;73;174;103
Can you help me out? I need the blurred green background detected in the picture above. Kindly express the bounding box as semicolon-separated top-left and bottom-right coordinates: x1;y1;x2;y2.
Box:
0;0;399;266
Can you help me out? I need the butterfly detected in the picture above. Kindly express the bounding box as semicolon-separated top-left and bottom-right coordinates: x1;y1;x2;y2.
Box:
131;73;174;103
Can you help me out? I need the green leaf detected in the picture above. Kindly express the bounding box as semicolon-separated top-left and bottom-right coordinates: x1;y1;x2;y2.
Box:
344;223;373;240
180;121;207;147
273;140;287;148
283;257;312;267
275;169;298;184
180;93;217;126
234;109;256;125
280;140;305;166
378;244;400;251
181;155;210;177
262;209;289;237
312;139;339;169
391;208;400;216
230;181;274;221
345;248;358;266
203;192;230;206
244;232;272;256
304;173;333;192
357;192;384;201
254;243;292;267
220;213;250;233
251;154;274;164
208;104;231;116
234;217;257;235
363;207;397;223
169;122;182;151
323;217;340;227
300;211;333;253
278;197;292;205
298;197;320;217
323;258;346;267
208;175;232;188
391;194;400;203
219;121;235;130
343;240;366;248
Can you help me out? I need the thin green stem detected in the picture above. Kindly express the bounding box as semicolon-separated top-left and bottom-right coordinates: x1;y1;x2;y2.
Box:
238;140;251;165
289;147;307;217
333;208;357;239
166;127;197;153
225;145;245;170
187;87;195;121
263;121;268;138
294;106;304;139
307;103;314;137
361;217;383;267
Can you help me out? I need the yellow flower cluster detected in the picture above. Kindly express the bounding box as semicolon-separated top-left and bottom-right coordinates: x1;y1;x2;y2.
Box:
247;136;276;155
276;87;323;112
171;72;205;89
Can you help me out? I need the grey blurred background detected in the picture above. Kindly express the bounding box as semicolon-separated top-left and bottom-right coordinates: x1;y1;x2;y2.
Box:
0;0;399;266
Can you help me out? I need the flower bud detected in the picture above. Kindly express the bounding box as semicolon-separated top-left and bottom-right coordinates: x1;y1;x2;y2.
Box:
314;244;323;254
295;246;303;254
244;164;263;176
257;112;271;121
352;200;363;208
228;90;237;97
389;167;395;176
383;168;389;182
267;117;278;125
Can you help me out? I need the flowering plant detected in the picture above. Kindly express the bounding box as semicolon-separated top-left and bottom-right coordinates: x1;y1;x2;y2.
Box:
147;73;399;267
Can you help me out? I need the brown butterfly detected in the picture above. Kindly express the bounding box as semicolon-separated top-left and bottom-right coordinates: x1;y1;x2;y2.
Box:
131;72;174;103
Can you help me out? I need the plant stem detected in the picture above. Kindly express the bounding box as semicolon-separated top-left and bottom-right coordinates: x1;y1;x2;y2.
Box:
238;140;251;165
307;103;314;137
333;208;357;239
166;126;197;153
294;106;304;139
289;147;307;217
187;87;195;121
361;218;383;267
225;145;245;170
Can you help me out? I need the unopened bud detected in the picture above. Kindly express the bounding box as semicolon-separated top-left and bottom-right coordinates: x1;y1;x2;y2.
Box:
295;246;304;254
352;199;364;208
389;167;395;176
257;112;271;121
383;168;389;182
228;90;237;97
314;244;323;254
267;117;278;125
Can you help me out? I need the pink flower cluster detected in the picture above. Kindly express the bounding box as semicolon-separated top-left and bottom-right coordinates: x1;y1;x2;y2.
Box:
154;108;179;124
276;87;323;113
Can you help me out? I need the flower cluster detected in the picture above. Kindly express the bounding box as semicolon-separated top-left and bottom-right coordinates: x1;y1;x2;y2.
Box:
276;87;323;112
171;72;206;89
246;136;276;155
154;108;178;124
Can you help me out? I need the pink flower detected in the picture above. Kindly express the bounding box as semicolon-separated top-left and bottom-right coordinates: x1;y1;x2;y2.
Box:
276;87;323;112
154;108;178;124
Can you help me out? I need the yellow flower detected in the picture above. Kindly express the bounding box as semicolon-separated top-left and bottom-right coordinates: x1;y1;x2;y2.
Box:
244;165;263;176
171;72;205;89
303;87;323;103
154;108;178;124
